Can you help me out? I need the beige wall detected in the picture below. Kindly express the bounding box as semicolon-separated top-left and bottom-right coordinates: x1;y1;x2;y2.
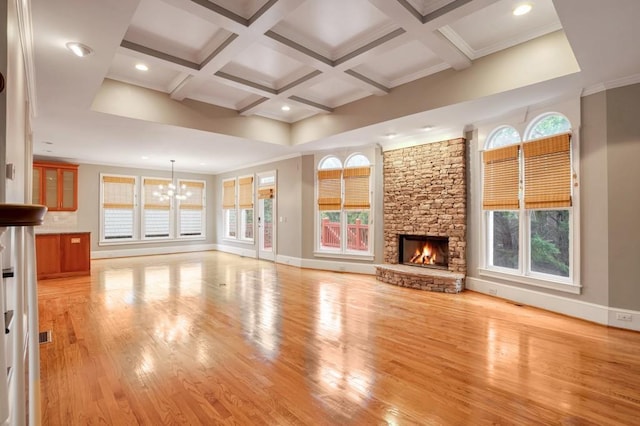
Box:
75;162;216;253
215;156;303;258
606;84;640;311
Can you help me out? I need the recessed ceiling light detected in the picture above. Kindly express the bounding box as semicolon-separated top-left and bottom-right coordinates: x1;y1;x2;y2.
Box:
141;156;149;160
281;105;291;112
199;162;206;166
513;3;532;16
135;63;149;71
65;42;94;57
422;125;434;131
385;133;397;139
42;141;54;145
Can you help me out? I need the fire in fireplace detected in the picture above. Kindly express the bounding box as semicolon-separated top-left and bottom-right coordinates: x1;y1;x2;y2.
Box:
399;235;449;269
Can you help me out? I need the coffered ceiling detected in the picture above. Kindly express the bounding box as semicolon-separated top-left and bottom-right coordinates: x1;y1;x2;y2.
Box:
28;0;640;173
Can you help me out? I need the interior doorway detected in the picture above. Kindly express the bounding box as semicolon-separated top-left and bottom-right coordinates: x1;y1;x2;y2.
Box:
257;171;276;261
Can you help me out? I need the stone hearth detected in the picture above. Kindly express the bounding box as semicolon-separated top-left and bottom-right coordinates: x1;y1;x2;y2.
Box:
377;138;467;292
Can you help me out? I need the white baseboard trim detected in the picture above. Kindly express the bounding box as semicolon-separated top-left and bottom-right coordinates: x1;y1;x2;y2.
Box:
92;243;216;259
213;244;257;259
466;277;640;332
274;255;376;274
275;255;303;268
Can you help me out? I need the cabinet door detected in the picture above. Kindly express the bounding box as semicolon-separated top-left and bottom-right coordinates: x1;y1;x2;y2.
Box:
60;233;90;273
44;168;59;209
36;235;61;277
61;169;77;210
33;167;41;204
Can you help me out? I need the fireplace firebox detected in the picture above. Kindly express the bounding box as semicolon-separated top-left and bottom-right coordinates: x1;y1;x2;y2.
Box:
399;235;449;269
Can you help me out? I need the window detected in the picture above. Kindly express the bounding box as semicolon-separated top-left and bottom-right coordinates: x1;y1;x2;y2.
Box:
222;178;237;239
317;154;372;256
238;176;254;242
142;178;172;239
482;113;575;285
100;174;206;244
101;175;136;241
178;180;206;237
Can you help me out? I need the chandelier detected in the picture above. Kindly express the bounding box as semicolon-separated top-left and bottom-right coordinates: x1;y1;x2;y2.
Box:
153;160;192;201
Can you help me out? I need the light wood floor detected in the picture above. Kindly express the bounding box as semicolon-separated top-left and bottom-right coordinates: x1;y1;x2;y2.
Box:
38;251;640;425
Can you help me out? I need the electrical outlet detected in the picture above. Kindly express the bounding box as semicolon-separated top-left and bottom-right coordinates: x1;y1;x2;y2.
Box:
488;288;497;296
616;312;632;322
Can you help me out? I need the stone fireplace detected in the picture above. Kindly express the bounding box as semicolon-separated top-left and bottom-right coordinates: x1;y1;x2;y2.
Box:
376;138;466;293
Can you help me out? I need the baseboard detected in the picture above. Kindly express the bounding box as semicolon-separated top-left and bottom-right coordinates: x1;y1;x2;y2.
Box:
466;277;640;331
91;243;216;259
213;244;257;258
274;256;375;274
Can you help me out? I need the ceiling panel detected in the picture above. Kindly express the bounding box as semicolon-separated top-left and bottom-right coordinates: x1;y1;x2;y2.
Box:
125;0;223;63
406;0;459;16
219;43;315;89
107;52;182;93
353;39;447;88
296;77;371;108
254;101;319;123
442;0;562;59
206;0;271;20
271;0;394;59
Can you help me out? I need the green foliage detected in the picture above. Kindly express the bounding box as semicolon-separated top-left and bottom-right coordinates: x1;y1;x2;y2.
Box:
529;114;570;139
530;210;569;277
492;211;519;268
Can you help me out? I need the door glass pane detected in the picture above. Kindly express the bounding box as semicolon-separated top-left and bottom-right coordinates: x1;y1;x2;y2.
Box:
490;211;519;269
262;198;273;251
33;168;41;204
45;169;58;208
62;170;75;208
530;210;570;277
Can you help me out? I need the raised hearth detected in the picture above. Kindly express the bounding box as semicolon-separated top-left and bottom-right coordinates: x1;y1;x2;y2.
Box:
376;264;464;293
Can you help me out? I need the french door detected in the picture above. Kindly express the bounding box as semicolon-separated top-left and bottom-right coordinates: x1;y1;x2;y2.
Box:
257;171;276;261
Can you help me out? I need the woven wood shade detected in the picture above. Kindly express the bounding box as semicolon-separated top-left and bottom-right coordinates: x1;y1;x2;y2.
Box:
343;167;370;209
482;145;520;210
180;180;204;210
103;175;135;209
239;176;254;209
222;179;236;209
143;178;171;210
318;169;342;211
524;133;571;209
258;186;275;199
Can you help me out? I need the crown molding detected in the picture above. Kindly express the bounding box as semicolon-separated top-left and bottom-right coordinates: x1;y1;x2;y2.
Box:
582;73;640;97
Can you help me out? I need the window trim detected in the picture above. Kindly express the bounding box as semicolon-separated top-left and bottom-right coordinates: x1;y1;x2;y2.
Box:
99;173;138;243
315;152;374;258
479;110;580;290
177;179;206;239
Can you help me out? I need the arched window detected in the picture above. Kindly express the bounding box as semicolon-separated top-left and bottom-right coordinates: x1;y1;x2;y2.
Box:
316;153;373;256
482;113;575;284
318;156;342;170
485;125;520;149
525;113;571;140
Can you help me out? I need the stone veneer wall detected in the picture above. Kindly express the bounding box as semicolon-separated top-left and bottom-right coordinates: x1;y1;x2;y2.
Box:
383;138;467;274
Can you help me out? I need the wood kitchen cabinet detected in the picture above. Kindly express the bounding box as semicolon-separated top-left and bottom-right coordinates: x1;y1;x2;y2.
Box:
35;232;90;279
32;161;78;211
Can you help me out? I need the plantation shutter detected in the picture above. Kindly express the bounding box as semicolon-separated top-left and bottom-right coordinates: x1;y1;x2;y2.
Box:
482;145;520;210
258;186;275;199
523;133;572;209
143;178;171;210
343;167;370;209
222;179;236;209
238;176;254;208
179;180;205;210
317;169;342;211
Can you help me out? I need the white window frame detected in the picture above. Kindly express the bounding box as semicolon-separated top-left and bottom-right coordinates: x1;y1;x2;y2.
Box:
314;151;374;260
478;105;581;294
141;175;174;241
238;174;255;243
99;173;138;243
177;179;206;239
222;177;237;240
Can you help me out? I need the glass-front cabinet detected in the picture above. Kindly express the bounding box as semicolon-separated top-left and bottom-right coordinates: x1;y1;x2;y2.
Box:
33;161;78;211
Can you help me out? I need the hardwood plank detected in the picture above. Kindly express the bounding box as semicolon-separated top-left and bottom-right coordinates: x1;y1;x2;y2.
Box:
38;251;640;425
